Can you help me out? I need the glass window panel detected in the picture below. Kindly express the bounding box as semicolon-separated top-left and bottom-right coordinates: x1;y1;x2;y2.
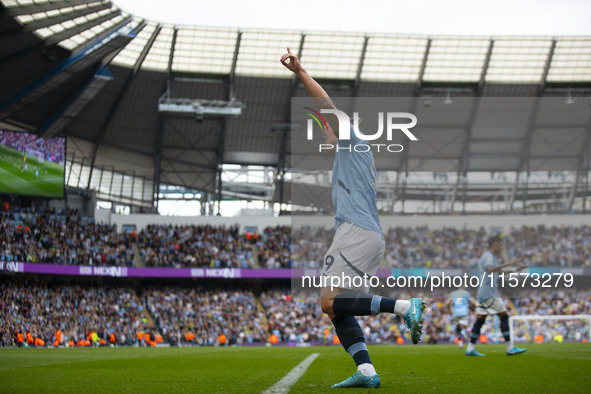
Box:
111;173;123;195
99;170;113;194
423;36;490;82
299;31;365;79
78;165;91;189
547;37;591;82
133;178;144;200
141;24;174;71
15;15;34;23
35;27;52;38
486;36;553;83
1;1;19;7
122;174;134;197
362;34;429;82
59;14;127;51
111;20;154;67
171;26;238;74
235;29;303;77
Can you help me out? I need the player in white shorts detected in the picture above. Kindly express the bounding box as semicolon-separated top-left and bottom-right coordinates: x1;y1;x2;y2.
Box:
281;47;425;389
466;236;528;357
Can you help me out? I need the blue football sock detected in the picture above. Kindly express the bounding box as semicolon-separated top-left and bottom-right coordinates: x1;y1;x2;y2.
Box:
332;314;372;366
470;317;485;344
500;314;511;342
333;291;398;316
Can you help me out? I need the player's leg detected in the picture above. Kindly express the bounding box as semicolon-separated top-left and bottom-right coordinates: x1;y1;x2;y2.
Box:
320;223;383;388
466;314;486;356
321;286;379;388
327;290;410;317
326;290;424;344
497;306;526;355
466;300;488;356
455;318;466;347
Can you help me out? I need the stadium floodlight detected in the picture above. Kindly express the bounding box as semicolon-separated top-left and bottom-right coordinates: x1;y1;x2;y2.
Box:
158;97;244;118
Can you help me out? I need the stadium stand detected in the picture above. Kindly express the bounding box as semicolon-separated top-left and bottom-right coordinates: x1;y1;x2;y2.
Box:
137;224;256;268
0;278;152;348
292;225;591;269
0;206;134;266
2;275;589;348
2;203;589;270
143;286;266;345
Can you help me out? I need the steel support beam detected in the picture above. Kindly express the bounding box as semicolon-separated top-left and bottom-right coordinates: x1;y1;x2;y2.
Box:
0;16;133;118
567;120;591;211
509;38;557;212
352;34;369;97
216;120;225;215
153;26;177;211
87;23;160;191
395;37;432;213
212;30;242;214
458;39;495;213
276;34;305;211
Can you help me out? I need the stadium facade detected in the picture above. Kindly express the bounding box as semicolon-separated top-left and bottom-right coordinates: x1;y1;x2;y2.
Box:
0;0;590;215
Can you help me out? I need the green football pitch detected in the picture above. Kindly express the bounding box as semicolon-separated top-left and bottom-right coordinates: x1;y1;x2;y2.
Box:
0;145;64;198
0;343;589;393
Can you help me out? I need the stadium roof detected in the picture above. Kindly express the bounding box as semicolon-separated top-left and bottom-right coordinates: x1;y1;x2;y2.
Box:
0;0;590;211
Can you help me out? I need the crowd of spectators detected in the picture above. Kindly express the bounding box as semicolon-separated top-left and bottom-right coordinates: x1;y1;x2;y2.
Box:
290;226;334;269
504;226;591;268
261;288;591;346
136;224;255;268
0;206;134;266
133;224;591;269
392;289;591;345
135;224;291;269
257;226;291;268
510;290;591;343
143;286;266;346
0;130;65;165
1;202;590;269
291;225;591;269
262;290;330;343
1;278;588;348
262;289;416;345
0;279;151;348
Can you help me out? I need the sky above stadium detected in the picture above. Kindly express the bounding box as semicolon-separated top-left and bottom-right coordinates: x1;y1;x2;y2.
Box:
112;0;591;36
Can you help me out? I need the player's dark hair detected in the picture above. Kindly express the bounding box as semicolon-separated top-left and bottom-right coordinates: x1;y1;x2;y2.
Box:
488;236;502;248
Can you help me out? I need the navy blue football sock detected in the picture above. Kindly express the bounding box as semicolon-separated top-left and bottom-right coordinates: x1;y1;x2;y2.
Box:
332;314;372;367
332;291;398;316
470;317;485;344
500;314;511;342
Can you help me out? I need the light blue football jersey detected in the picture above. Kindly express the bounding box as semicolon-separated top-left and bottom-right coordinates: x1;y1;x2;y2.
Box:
477;250;500;301
332;125;382;235
449;289;471;317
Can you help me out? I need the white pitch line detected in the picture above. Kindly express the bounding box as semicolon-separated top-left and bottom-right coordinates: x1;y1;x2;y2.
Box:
262;353;319;394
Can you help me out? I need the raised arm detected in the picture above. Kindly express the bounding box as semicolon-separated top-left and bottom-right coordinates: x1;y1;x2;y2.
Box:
280;47;340;142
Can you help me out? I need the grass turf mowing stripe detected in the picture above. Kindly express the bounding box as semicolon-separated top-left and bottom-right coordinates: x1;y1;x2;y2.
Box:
262;353;319;394
0;345;588;393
